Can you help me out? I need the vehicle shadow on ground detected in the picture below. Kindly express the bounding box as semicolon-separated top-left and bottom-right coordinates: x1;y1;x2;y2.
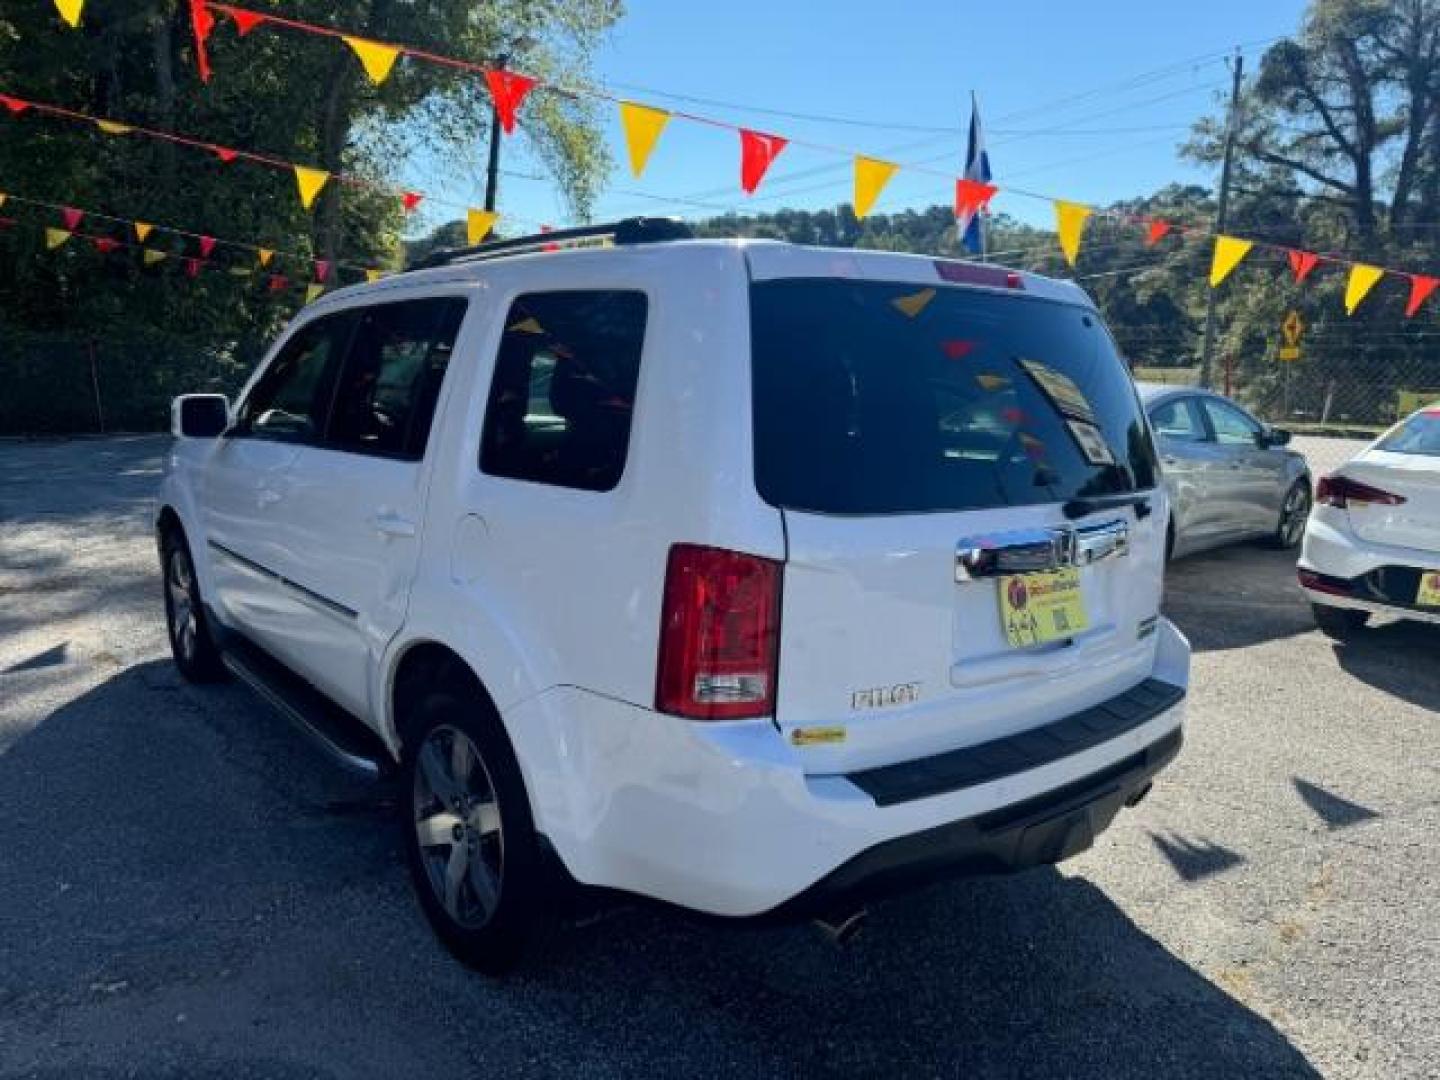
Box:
0;662;1319;1079
1330;620;1440;712
1163;544;1315;653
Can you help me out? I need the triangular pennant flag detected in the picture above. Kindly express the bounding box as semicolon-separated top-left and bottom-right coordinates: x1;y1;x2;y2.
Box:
134;221;154;242
343;36;401;84
314;260;331;283
0;95;31;115
143;249;167;266
739;129;788;195
185;257;203;279
190;0;215;84
1209;235;1253;287
53;0;84;28
467;208;498;245
401;191;423;213
1145;220;1172;246
1344;264;1385;315
365;269;383;284
213;146;238;164
1406;275;1440;319
305;284;325;304
1054;201;1093;267
853;156;898;219
954;178;999;220
257;248;274;268
95;120;131;136
619;102;671;178
45;228;72;250
294;166;329;210
1288;250;1320;284
229;8;265;35
268;274;289;293
198;235;216;258
976;374;1011;392
892;287;936;319
508;317;544;334
61;207;83;231
90;237;120;254
484;69;537;135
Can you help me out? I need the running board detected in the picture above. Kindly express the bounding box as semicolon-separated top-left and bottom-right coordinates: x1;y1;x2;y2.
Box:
218;631;393;781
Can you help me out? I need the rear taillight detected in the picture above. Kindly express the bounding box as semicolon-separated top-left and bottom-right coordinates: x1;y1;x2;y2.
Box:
1316;475;1406;508
656;544;780;720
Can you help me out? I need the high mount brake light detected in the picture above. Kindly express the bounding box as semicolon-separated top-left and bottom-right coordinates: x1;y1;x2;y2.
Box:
656;545;780;721
1316;475;1406;508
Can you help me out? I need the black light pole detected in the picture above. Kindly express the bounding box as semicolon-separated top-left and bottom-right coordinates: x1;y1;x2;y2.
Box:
482;51;513;213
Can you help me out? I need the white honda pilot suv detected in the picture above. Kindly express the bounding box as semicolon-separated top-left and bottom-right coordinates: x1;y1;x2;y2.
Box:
157;218;1190;972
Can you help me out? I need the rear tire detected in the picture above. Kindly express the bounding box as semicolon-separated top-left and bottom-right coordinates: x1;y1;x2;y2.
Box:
1312;603;1369;641
398;660;547;975
161;527;227;683
1271;480;1311;550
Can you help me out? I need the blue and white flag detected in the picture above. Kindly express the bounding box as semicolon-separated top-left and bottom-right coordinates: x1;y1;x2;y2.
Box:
959;93;991;255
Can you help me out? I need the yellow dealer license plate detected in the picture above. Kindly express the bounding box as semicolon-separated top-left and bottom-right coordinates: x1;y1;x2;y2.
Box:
1416;571;1440;608
1000;569;1089;648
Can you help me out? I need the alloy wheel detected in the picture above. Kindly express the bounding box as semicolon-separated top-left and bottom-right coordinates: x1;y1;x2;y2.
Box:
166;548;199;663
413;725;504;929
1282;485;1311;547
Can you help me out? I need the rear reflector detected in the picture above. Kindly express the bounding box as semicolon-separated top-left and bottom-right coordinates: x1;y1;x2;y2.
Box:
1316;475;1406;508
656;545;781;720
1298;569;1352;597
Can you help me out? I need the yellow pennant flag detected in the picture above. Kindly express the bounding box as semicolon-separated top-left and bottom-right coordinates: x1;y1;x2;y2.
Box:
45;228;72;250
365;269;383;283
892;287;936;319
53;0;84;28
467;208;498;245
1054;201;1093;267
294;166;330;210
0;193;7;209
1344;263;1385;315
134;221;153;242
95;120;131;136
619;102;671;178
343;36;401;85
853;156;898;219
143;249;167;266
257;248;274;268
305;284;326;304
1209;235;1253;287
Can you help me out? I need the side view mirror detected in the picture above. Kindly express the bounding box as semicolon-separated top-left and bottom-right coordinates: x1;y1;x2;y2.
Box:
1260;426;1293;448
172;394;230;439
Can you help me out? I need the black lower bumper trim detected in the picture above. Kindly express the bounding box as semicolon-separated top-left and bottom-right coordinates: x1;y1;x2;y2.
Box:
774;727;1182;919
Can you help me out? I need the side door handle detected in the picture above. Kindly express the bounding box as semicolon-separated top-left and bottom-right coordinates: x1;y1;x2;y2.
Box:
370;510;417;539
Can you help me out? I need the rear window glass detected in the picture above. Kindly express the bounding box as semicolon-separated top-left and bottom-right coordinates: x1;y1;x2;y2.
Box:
750;280;1157;514
1378;410;1440;457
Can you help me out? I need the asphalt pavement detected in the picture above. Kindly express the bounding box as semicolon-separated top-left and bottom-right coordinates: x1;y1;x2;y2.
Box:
1;435;1436;1079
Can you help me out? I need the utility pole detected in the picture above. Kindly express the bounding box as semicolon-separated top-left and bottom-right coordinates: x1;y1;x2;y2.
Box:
1199;48;1245;390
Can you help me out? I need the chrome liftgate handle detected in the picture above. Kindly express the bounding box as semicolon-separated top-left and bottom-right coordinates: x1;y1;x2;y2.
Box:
955;519;1130;582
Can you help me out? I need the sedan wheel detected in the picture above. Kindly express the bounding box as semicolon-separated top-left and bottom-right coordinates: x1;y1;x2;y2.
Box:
1276;482;1312;549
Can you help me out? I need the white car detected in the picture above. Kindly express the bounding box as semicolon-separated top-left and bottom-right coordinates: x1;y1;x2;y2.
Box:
156;219;1190;972
1300;404;1440;639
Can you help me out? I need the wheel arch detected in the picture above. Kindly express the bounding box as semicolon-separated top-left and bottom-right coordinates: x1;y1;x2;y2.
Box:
385;639;499;754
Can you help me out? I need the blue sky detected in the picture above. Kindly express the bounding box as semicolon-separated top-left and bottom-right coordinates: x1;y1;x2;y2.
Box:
404;0;1308;237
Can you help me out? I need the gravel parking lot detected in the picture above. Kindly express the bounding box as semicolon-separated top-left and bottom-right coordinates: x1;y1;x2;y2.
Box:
2;435;1437;1079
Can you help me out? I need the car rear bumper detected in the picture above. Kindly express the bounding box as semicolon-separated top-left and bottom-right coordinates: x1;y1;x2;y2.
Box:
1300;509;1440;623
504;619;1189;917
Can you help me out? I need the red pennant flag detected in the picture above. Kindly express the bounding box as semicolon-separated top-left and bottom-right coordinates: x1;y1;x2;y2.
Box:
91;237;120;254
61;207;84;231
1406;275;1440;318
185;257;203;279
212;146;238;164
268;274;289;294
941;339;977;360
190;0;215;84
0;94;31;115
954;178;998;219
484;70;537;135
314;260;331;283
228;8;265;35
198;235;216;258
1145;220;1172;246
401;191;423;213
739;129;788;195
1288;250;1320;284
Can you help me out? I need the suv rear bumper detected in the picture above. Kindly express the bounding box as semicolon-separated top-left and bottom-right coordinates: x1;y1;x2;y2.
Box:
504;619;1189;918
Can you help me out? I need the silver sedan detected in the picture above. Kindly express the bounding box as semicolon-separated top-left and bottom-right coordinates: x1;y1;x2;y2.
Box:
1138;384;1312;559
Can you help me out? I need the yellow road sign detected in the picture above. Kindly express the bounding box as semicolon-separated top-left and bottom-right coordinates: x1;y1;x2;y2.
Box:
1282;310;1305;347
1278;346;1301;362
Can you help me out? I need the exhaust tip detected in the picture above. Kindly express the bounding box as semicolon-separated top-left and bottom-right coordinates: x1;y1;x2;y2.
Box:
813;907;868;946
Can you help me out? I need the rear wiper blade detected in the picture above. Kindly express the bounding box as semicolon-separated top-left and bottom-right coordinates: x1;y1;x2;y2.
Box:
1063;493;1152;520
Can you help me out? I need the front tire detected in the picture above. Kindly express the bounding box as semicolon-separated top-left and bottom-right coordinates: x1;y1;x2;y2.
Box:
1312;603;1369;641
399;665;546;974
161;527;226;683
1272;480;1312;550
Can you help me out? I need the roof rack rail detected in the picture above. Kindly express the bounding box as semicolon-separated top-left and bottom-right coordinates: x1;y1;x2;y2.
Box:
413;216;694;270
